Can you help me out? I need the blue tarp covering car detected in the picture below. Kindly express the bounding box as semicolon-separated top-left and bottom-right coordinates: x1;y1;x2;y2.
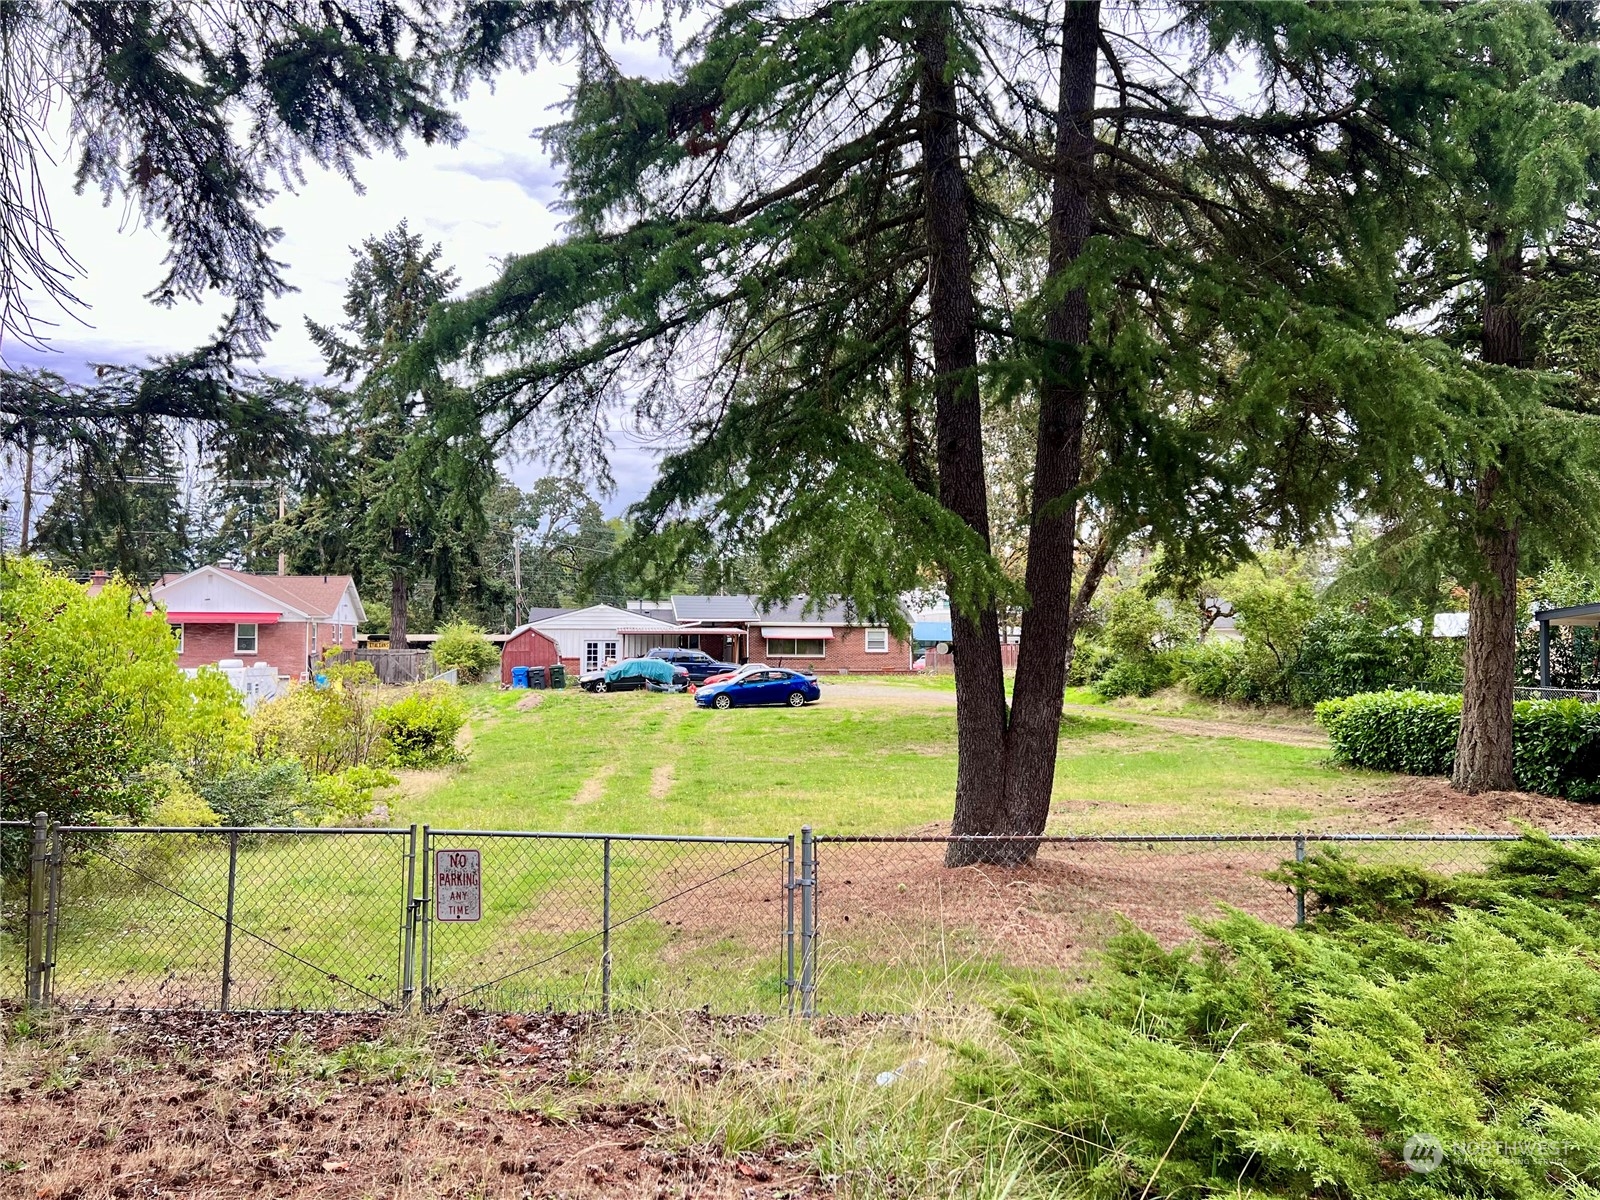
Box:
580;657;688;692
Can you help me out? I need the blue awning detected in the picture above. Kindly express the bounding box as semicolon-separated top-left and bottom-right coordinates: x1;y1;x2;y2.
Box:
912;620;952;642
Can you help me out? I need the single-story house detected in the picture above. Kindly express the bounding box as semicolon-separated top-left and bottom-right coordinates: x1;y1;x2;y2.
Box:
528;603;724;676
151;565;364;680
669;595;914;673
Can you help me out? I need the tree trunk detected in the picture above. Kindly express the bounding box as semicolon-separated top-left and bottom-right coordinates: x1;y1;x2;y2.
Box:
997;0;1100;861
1453;484;1519;791
914;4;1011;859
1453;228;1524;793
390;526;410;647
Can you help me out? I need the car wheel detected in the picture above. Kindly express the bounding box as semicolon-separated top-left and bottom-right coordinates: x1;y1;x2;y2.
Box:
713;693;733;710
594;680;607;693
787;691;806;707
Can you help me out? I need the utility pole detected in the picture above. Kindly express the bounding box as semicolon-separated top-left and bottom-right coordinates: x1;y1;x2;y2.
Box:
18;440;34;553
512;539;523;623
277;484;287;576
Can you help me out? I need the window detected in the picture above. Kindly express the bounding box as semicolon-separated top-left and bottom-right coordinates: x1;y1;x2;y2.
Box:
604;640;619;664
173;624;184;655
585;641;602;671
864;627;889;653
331;623;343;643
235;623;258;655
766;638;826;657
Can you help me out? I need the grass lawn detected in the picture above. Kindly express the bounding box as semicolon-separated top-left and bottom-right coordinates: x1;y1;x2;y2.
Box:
395;682;1379;836
32;681;1396;1016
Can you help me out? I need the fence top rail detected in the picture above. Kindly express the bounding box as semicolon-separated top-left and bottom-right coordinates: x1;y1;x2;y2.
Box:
57;824;413;836
813;832;1598;844
424;829;789;845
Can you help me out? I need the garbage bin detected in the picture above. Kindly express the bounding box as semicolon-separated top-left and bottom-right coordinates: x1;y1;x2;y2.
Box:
528;666;547;689
511;665;530;689
549;663;566;689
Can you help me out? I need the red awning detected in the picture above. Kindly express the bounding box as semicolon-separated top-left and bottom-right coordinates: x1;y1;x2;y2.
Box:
163;612;281;624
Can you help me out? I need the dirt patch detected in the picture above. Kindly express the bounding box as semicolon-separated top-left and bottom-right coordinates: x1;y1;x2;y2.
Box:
650;761;676;799
1328;777;1600;834
573;764;617;806
3;1010;817;1200
514;692;546;711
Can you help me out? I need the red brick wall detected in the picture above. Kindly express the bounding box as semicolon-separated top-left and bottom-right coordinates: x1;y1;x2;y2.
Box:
748;625;913;674
176;621;312;676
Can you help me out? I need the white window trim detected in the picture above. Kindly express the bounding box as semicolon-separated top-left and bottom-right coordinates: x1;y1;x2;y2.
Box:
765;638;828;658
235;622;258;655
864;627;890;653
174;624;184;655
585;641;602;671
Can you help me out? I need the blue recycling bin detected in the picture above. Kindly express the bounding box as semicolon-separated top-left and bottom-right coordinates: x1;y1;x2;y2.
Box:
511;665;530;689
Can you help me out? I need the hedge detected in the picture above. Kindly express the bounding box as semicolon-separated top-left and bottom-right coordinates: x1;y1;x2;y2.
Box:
1315;689;1600;799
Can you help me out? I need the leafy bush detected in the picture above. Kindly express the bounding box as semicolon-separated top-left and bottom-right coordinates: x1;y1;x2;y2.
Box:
1092;650;1182;700
376;688;468;767
197;757;313;826
252;660;383;776
962;836;1600;1200
1181;640;1245;700
310;764;400;821
431;622;499;682
0;557;236;826
1317;689;1600;798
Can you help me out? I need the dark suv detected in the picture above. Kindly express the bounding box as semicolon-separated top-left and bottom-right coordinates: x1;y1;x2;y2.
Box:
645;646;739;682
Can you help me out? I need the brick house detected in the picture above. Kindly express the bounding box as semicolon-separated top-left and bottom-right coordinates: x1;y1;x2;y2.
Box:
151;565;365;680
669;595;914;673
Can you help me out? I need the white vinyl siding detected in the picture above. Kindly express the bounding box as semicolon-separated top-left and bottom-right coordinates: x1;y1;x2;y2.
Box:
864;627;889;653
235;623;258;654
766;637;826;657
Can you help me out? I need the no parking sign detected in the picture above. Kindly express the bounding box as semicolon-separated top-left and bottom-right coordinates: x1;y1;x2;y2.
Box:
434;849;481;921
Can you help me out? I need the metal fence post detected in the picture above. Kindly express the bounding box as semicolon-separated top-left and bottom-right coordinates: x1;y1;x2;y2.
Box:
220;831;240;1011
43;826;63;1006
601;837;613;1015
401;825;419;1012
784;833;796;1016
799;826;815;1018
1294;833;1307;928
25;812;48;1008
419;825;433;1010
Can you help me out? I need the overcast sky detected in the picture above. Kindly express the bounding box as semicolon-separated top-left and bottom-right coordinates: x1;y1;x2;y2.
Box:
5;42;672;517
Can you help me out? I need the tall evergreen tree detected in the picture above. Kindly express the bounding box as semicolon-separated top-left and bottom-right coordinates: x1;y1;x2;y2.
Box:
281;223;495;644
422;1;1506;856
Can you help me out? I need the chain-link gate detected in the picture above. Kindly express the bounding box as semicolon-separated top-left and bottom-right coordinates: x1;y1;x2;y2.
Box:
416;830;796;1014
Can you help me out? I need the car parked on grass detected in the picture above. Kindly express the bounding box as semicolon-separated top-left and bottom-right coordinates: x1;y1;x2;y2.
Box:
580;657;690;693
645;646;740;682
694;668;821;710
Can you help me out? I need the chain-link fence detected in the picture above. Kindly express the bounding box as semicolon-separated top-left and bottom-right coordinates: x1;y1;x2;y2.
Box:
4;815;1589;1016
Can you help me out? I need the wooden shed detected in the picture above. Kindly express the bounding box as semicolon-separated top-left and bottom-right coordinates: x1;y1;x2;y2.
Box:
499;623;562;686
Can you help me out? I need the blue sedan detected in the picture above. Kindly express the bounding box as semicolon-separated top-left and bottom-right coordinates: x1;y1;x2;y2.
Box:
695;668;821;710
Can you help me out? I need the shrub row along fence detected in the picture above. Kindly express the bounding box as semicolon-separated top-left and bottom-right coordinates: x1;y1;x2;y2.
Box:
4;816;1590;1016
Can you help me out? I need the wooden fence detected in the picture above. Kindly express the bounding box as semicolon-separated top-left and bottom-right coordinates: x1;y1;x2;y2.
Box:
351;648;437;685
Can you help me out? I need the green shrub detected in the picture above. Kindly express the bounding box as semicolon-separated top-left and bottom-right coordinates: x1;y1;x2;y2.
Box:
431;622;499;682
1092;650;1182;700
310;764;400;821
962;836;1600;1200
252;660;383;776
376;688;468;768
1316;689;1600;798
1181;641;1245;700
197;757;314;826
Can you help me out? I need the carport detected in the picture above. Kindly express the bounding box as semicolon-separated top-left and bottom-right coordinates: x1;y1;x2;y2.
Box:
1533;602;1600;690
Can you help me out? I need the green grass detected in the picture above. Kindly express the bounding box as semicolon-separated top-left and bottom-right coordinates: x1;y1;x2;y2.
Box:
32;682;1394;1015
